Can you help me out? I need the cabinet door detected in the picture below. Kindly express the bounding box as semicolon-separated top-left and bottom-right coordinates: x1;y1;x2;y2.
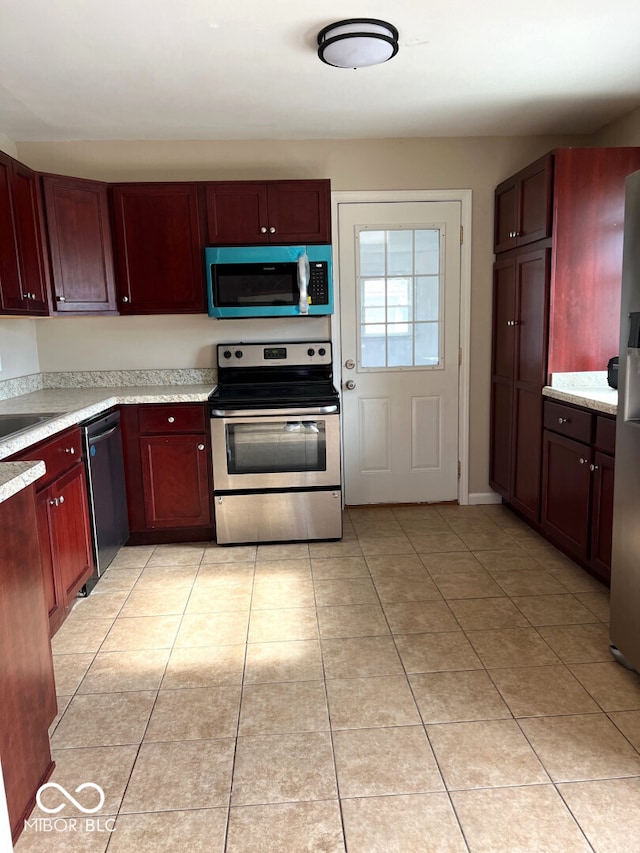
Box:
0;152;23;313
510;248;549;521
542;430;592;559
10;162;49;314
43;175;117;313
205;182;269;244
589;450;615;585
49;463;94;603
140;434;211;528
111;183;205;313
36;488;65;636
517;154;553;247
494;177;518;253
266;180;331;244
489;257;516;496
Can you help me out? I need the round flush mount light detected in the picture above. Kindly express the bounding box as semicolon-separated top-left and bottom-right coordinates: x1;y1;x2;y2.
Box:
317;18;399;69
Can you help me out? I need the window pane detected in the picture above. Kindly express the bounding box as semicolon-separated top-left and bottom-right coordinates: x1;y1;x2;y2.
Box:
361;333;386;367
364;307;385;324
388;331;413;366
387;230;413;276
359;231;386;276
415;323;440;365
416;276;439;321
361;279;385;307
415;230;440;275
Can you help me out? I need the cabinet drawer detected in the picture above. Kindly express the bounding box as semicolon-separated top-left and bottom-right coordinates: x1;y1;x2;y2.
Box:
594;415;616;456
543;400;593;443
138;404;206;434
13;427;82;489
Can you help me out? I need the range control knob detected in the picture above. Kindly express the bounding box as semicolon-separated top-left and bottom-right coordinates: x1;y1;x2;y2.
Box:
235;350;243;359
223;350;232;359
318;347;326;356
307;348;316;357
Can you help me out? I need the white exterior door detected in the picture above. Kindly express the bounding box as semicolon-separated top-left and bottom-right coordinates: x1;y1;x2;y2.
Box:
338;201;462;505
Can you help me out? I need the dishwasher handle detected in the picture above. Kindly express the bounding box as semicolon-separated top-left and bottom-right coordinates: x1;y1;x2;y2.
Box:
88;424;120;445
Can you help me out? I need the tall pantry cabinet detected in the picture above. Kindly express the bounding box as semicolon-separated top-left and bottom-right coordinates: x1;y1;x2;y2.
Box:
489;147;640;524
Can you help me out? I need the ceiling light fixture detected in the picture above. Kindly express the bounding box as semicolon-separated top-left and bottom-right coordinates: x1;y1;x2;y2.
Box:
317;18;399;69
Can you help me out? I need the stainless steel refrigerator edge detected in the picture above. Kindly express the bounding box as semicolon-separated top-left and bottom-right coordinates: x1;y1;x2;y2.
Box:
611;168;640;672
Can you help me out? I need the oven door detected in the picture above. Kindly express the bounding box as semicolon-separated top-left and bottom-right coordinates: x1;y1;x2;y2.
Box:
211;411;341;491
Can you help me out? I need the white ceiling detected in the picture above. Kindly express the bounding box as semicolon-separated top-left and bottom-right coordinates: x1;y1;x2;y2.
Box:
2;0;640;142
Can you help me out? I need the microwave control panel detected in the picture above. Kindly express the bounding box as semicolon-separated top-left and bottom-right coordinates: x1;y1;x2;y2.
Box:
308;262;329;305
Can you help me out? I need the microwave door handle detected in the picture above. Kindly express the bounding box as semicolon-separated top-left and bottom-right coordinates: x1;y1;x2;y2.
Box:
297;252;310;315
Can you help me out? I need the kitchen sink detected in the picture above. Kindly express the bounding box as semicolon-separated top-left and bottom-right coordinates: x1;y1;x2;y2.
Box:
0;413;61;441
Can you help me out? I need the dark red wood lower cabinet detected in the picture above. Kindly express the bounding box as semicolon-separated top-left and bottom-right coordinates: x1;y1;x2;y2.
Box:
48;463;94;601
140;434;211;529
589;451;615;585
542;430;592;560
0;486;56;844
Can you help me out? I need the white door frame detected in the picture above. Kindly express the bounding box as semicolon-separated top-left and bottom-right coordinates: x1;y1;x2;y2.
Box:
330;189;472;506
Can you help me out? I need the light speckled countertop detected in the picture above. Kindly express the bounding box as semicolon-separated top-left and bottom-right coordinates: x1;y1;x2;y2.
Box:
0;385;214;504
542;371;617;416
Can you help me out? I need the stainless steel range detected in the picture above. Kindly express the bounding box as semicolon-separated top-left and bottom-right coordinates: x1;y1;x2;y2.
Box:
209;341;342;544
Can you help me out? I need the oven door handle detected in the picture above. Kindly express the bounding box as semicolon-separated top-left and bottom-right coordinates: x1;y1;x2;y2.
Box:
210;405;339;417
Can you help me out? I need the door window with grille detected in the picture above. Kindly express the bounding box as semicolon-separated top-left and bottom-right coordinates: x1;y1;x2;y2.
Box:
357;227;443;369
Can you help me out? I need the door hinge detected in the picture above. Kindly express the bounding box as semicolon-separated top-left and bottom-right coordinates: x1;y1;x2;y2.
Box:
460;225;464;245
457;461;461;478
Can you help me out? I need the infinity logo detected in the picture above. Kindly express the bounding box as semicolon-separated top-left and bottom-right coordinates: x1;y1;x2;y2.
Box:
36;783;105;814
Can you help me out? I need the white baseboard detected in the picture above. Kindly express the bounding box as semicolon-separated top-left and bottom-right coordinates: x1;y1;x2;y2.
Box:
468;491;502;505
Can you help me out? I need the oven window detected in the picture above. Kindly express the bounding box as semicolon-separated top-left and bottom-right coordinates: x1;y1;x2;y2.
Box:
226;421;327;474
215;265;297;306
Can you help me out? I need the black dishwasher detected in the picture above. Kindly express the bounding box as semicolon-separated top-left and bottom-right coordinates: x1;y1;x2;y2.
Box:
80;409;129;592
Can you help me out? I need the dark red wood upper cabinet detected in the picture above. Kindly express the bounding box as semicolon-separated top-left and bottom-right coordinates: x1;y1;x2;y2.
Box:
205;182;269;245
549;147;640;374
205;179;331;245
111;183;205;314
494;154;552;254
42;174;117;314
0;153;50;315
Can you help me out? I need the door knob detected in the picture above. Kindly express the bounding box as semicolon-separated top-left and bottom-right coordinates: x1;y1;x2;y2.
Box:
344;359;355;370
345;380;356;390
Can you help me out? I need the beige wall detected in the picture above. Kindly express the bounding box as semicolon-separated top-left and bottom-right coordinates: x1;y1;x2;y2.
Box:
593;105;640;147
16;134;582;497
0;133;17;158
0;319;40;379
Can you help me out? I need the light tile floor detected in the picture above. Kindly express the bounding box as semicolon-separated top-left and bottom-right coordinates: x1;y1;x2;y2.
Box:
15;504;640;853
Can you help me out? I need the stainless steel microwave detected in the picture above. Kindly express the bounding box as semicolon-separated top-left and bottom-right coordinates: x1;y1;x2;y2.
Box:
205;244;333;318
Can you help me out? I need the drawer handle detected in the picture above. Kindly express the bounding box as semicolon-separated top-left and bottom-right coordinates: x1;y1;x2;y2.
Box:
558;417;568;424
579;457;588;465
197;444;205;451
65;446;75;454
167;416;175;423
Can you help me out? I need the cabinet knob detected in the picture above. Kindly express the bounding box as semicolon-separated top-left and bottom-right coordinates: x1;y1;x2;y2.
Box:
579;457;588;465
260;226;268;234
49;498;58;507
197;443;205;451
590;463;599;472
167;416;175;423
122;296;130;303
58;495;65;504
56;295;66;303
65;446;75;454
269;226;276;234
558;417;568;424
